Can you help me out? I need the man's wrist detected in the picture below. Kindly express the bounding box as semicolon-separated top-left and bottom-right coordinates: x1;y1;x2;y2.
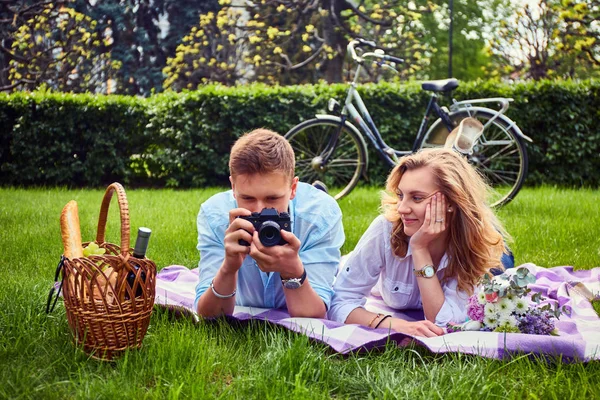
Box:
220;260;240;276
281;268;307;290
279;257;304;280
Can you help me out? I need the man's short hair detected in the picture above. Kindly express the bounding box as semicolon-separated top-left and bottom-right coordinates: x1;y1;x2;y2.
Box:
229;129;295;180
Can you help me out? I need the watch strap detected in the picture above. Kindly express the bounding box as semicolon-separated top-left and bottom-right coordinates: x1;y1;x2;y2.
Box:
413;264;435;277
281;268;307;287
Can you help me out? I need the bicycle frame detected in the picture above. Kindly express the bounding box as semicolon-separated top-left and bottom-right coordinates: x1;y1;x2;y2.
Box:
320;45;530;168
288;39;531;206
332;64;451;168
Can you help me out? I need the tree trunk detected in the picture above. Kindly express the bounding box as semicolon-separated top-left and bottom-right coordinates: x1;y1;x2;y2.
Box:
322;0;346;83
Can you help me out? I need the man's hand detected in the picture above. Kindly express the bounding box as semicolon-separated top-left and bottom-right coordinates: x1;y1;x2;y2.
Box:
249;229;304;279
222;208;255;274
387;317;444;337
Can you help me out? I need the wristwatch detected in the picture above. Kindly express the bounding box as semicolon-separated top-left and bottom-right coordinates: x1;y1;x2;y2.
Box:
413;264;436;278
281;268;307;289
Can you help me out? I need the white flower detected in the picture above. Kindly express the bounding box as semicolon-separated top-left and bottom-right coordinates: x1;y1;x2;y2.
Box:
492;276;511;291
477;291;486;305
496;305;513;319
514;298;529;315
497;297;516;314
484;302;497;316
462;320;482;331
484;314;499;329
497;314;518;329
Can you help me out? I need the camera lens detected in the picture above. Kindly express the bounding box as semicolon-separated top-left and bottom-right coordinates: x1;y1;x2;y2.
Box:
258;220;281;247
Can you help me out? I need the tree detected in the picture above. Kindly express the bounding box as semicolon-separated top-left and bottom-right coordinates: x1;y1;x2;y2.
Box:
417;0;493;81
163;8;246;89
74;0;220;95
164;0;432;88
1;1;119;93
487;0;600;80
560;0;600;73
489;0;559;79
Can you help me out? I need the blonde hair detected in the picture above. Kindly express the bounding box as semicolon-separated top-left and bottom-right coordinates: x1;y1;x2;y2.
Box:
229;129;295;180
382;148;508;295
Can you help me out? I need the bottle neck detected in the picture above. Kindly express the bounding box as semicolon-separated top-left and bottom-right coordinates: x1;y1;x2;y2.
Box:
133;227;151;258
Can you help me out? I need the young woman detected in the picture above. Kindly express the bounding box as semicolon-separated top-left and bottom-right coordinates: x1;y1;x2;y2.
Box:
328;148;509;337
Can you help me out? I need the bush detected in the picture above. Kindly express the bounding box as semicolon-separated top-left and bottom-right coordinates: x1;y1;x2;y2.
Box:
1;80;598;188
0;92;148;186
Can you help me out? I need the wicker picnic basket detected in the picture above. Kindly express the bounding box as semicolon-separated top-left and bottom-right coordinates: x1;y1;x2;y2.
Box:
61;183;156;360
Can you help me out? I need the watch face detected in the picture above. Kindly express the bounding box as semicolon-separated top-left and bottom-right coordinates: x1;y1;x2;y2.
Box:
283;279;302;290
424;266;435;278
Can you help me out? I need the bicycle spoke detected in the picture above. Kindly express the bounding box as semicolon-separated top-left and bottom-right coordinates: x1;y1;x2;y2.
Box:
485;169;513;186
479;143;518;163
328;167;354;182
420;111;527;207
484;169;520;176
295;159;312;168
337;135;355;149
290;140;318;158
296;165;315;180
286;121;365;200
334;147;359;161
328;160;362;168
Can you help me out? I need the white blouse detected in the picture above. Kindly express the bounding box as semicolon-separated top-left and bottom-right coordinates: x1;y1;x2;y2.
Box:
328;215;470;326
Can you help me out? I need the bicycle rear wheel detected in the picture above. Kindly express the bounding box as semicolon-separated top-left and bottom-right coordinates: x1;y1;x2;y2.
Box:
285;118;367;200
419;108;528;208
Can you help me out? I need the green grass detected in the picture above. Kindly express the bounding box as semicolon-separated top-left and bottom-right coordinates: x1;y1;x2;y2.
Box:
1;186;599;399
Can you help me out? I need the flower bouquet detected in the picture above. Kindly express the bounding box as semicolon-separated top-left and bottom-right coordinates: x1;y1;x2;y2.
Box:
447;267;565;335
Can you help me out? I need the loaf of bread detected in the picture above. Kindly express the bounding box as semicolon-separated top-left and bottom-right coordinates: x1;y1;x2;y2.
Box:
94;266;118;303
60;200;84;259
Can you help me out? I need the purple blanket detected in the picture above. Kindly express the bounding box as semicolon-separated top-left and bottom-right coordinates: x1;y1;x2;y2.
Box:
155;264;600;361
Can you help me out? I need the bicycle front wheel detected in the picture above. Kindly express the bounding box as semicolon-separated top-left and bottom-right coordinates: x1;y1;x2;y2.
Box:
285;118;367;200
419;109;528;208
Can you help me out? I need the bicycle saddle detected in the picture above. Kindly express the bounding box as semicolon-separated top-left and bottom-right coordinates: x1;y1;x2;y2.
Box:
421;78;459;92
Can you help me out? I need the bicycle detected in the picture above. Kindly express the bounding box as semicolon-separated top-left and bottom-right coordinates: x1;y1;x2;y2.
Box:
284;39;532;207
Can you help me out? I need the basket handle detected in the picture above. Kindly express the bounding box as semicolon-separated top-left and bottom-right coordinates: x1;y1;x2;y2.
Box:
96;182;130;256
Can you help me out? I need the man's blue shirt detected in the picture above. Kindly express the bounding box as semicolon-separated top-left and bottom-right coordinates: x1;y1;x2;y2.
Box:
194;182;344;310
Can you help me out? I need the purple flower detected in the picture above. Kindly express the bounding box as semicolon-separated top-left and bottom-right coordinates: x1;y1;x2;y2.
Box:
518;309;556;335
467;295;485;322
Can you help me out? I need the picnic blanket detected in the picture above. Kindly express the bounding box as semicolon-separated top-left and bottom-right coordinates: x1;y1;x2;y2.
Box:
155;264;600;361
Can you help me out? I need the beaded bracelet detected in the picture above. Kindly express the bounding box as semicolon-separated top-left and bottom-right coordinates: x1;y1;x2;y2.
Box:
374;315;392;329
210;280;236;299
368;313;383;328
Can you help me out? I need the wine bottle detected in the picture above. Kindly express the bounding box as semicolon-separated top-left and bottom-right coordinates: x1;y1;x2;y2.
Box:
127;227;151;299
132;227;151;258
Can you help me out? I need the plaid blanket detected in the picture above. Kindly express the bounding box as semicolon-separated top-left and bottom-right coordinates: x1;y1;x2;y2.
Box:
155;264;600;361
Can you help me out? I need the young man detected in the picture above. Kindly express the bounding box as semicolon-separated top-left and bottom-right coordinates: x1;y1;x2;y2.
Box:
195;129;345;318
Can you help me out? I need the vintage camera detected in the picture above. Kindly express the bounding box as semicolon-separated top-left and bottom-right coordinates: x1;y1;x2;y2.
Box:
238;208;292;247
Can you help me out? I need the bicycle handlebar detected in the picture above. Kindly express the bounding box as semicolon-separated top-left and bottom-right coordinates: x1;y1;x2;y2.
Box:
383;55;404;64
347;39;404;66
355;38;377;48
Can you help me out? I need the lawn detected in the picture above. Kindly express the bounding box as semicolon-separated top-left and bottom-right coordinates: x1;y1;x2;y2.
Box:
1;186;599;399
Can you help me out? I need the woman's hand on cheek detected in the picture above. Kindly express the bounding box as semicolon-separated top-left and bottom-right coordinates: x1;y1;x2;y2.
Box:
409;193;447;251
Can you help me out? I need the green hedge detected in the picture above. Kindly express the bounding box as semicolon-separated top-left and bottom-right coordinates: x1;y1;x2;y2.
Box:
1;80;599;188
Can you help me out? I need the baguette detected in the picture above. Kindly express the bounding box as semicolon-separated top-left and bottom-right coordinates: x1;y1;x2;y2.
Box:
60;200;84;259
